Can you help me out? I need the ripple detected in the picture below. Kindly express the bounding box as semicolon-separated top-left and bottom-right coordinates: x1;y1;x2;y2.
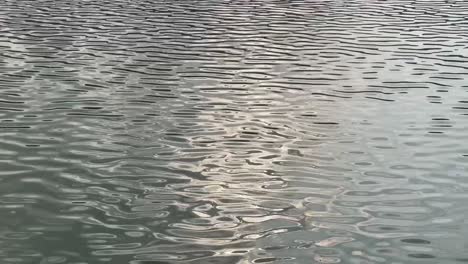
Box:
1;0;468;263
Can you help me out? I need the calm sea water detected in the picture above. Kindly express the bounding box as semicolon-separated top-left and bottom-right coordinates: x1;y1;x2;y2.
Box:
1;0;468;263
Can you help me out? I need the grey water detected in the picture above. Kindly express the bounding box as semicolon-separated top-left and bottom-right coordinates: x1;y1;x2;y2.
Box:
1;0;468;263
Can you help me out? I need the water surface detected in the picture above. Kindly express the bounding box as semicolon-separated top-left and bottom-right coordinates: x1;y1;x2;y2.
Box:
1;0;468;263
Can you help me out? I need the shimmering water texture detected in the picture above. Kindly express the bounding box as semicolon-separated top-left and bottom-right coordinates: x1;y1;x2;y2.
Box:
1;0;468;263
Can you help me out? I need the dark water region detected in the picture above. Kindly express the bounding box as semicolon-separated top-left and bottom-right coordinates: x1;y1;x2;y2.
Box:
1;0;468;263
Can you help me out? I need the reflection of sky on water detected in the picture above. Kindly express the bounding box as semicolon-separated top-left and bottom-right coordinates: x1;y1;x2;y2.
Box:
1;0;468;263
